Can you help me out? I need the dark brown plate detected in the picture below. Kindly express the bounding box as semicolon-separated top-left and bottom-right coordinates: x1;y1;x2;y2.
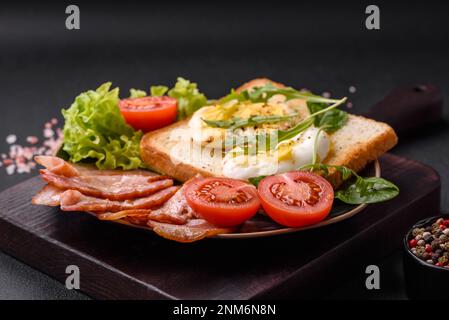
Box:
90;160;380;239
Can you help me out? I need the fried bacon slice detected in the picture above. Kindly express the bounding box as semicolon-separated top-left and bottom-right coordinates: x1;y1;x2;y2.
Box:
36;156;172;201
147;184;197;225
96;209;146;221
59;186;179;212
32;158;234;242
148;219;234;243
146;185;233;241
86;185;194;225
35;156;158;177
31;184;63;206
97;209;151;226
34;156;79;177
40;170;173;201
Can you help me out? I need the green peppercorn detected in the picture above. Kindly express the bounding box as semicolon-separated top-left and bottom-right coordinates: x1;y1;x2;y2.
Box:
438;256;448;265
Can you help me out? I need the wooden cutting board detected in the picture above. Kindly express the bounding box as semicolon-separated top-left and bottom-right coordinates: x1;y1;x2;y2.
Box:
0;153;440;299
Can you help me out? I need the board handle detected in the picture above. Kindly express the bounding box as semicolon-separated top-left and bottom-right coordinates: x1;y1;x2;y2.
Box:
363;84;443;134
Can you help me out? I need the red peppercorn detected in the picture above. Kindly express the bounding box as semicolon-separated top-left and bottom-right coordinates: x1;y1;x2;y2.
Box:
409;239;418;248
425;244;433;253
435;262;443;267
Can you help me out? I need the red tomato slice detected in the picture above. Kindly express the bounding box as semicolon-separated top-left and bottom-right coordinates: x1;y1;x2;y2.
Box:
258;171;334;228
119;96;177;132
185;177;260;227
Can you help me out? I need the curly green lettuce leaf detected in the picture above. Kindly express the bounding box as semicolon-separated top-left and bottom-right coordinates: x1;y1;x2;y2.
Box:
62;82;145;170
168;77;207;120
129;88;147;98
150;85;169;97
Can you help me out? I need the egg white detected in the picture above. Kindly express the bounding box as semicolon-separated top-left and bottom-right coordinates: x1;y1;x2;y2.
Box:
222;126;330;180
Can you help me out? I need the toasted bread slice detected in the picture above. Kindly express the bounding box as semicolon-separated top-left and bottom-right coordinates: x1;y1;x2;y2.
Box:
141;79;398;186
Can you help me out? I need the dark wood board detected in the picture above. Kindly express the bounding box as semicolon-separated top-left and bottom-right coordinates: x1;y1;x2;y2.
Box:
0;153;441;299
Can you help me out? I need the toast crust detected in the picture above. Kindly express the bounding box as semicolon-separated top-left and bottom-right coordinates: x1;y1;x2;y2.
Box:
140;119;214;181
325;115;398;186
140;79;398;185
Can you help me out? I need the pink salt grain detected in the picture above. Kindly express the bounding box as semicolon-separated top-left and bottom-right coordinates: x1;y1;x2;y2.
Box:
44;128;54;138
6;134;17;144
26;136;39;144
2;115;65;175
6;165;15;175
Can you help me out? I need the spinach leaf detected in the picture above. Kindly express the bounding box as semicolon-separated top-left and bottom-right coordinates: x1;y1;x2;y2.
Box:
248;175;267;187
299;163;399;204
335;177;399;204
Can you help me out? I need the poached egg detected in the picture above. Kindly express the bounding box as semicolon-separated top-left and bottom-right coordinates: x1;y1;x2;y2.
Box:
222;126;330;180
187;95;331;180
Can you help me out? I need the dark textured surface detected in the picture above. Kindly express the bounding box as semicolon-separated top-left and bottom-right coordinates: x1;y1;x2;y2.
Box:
0;1;448;299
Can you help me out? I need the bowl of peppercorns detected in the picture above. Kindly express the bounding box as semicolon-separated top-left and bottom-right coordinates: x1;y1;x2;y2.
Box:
403;214;449;299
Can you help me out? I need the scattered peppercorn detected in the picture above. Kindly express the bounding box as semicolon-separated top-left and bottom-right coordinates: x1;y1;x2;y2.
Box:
409;217;449;268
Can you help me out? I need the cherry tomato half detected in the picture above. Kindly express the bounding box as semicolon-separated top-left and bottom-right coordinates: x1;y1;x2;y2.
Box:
119;96;177;132
258;171;334;228
185;177;261;227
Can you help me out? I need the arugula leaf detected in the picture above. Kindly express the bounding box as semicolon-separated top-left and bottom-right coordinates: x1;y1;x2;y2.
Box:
214;84;348;149
150;85;168;97
307;101;348;133
299;163;399;204
277;117;314;142
299;163;353;180
276;97;347;144
129;88;147;98
202;113;298;130
220;97;347;152
220;83;342;105
307;99;348;165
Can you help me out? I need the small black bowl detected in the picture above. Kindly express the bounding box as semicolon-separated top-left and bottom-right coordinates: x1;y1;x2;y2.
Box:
403;214;449;300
